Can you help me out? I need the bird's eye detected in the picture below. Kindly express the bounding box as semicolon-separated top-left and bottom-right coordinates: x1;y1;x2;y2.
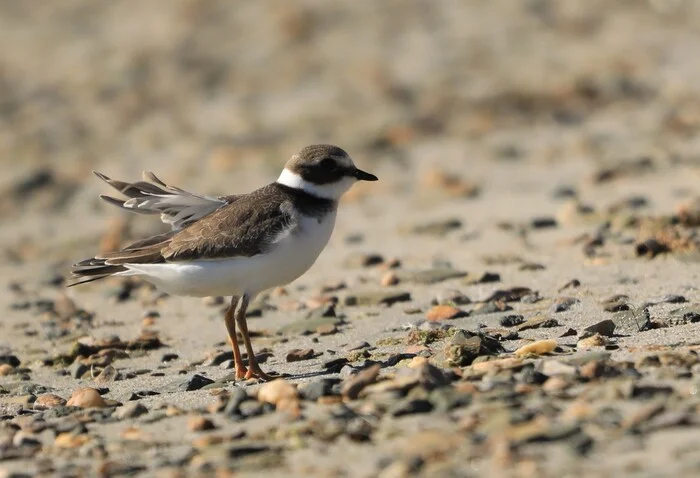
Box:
319;157;335;169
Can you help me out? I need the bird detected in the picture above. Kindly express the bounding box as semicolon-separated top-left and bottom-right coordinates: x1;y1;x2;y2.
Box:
68;144;378;380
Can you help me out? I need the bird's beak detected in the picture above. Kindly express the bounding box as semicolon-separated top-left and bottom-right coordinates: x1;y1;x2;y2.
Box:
353;168;378;181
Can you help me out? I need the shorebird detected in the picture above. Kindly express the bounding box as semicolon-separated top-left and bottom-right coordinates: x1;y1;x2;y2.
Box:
69;145;378;380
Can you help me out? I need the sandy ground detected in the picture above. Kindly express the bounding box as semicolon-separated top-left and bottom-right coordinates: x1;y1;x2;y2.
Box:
3;1;700;477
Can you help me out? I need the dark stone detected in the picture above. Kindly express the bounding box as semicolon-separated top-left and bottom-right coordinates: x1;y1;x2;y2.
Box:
323;358;349;373
530;217;558;229
500;315;525;327
299;378;339;401
0;355;20;367
223;387;248;416
161;353;179;363
389;398;433;417
580;319;616;338
552;297;579;313
69;362;89;379
164;374;214;392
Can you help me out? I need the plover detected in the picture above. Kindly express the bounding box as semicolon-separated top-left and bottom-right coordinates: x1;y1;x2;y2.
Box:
69;144;378;380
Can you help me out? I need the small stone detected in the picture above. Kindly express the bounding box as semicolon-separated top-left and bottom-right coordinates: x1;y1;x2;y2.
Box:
445;330;504;366
519;262;546;271
317;323;338;335
425;305;466;322
515;339;557;357
165;374;215;392
348;341;371;351
0;364;14;376
500;315;525;327
187;416;216;432
558;279;581;292
580;319;616;338
400;218;462;237
94;365;119;384
54;432;90;449
395;269;467;284
343;252;384;268
341;364;381;399
542;376;570;392
285;348;315;362
34;393;66;410
434;289;471;306
161;353;179;363
471;301;513;315
389;398;434;417
258;379;298;407
483;287;534;303
540;360;577;376
114;402;149;419
516;315;559;331
69;362;89;379
380;272;400;287
223;387;248;416
298;378;338;401
462;271;501;285
552;297;579;313
343;290;411;307
66;388;107;408
577;334;609;350
559;328;578;337
530;217;557;229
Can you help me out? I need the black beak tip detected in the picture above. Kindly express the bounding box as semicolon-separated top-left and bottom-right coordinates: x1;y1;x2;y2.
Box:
354;168;378;181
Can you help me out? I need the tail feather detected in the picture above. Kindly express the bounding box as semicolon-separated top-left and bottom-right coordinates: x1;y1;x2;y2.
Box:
93;170;228;231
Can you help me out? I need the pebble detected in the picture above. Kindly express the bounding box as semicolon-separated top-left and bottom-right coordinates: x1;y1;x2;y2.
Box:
380;271;400;287
187;416;216;432
298;378;338;401
285;348;315;362
394;268;466;284
515;340;557;357
500;315;525;327
445;330;504;366
164;374;215;392
341;364;381;399
278;315;342;335
483;287;534;303
400;218;462;237
558;279;581;291
552;297;579;313
425;305;466;322
0;355;21;367
68;362;90;379
577;334;610;350
222;387;248;416
462;271;501;285
54;432;90;449
114;402;149;420
580;319;616;338
433;289;471;305
258;379;298;406
516;315;559;331
343;252;384;268
33;393;66;410
66;388;108;408
343;290;411;307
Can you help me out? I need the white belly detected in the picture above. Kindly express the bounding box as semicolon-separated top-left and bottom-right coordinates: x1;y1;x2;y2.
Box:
117;212;337;297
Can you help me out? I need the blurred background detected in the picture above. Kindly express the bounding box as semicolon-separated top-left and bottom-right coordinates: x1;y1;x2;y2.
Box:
3;0;700;271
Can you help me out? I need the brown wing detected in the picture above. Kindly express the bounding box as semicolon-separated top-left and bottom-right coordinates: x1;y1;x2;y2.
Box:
162;188;295;261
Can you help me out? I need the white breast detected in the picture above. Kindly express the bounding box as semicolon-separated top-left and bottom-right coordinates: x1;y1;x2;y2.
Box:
116;211;337;297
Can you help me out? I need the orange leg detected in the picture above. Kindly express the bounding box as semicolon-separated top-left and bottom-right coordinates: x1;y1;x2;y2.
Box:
224;296;248;379
235;294;272;381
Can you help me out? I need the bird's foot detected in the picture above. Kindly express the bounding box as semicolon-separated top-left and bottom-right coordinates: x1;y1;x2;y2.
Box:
244;366;273;381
